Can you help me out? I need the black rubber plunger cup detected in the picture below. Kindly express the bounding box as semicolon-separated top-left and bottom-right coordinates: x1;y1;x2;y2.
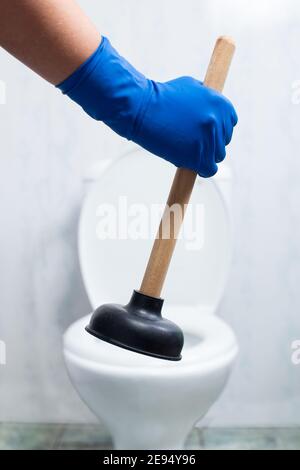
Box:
86;290;184;361
86;36;236;361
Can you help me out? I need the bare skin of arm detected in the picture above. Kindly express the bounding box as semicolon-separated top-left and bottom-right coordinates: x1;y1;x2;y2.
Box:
0;0;101;84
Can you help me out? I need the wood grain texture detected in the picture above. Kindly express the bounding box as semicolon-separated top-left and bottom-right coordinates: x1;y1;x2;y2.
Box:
140;37;236;298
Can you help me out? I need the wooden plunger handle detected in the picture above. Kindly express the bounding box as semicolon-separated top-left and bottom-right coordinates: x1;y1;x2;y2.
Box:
139;36;236;298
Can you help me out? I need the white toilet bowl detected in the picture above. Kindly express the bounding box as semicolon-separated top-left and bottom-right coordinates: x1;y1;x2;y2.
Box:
63;147;238;449
64;309;237;449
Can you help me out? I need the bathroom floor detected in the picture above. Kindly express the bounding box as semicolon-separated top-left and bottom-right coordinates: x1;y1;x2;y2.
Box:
0;424;299;450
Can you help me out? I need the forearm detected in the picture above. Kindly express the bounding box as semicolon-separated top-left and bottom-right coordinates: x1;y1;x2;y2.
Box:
0;0;101;84
0;2;237;176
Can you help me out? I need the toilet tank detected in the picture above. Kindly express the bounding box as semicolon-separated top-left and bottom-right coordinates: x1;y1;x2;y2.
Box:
78;147;233;314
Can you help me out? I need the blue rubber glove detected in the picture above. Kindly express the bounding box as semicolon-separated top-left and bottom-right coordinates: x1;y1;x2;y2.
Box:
57;37;237;177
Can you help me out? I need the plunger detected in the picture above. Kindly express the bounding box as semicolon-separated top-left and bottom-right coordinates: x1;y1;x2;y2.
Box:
86;36;236;361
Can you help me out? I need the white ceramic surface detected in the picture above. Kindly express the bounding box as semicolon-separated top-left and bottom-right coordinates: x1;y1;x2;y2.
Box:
64;312;238;449
78;148;233;312
62;148;238;449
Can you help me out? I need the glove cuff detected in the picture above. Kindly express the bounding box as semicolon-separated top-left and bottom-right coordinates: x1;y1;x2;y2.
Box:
56;36;151;140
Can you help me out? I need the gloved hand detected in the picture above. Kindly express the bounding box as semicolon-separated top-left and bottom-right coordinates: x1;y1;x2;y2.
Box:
57;37;237;177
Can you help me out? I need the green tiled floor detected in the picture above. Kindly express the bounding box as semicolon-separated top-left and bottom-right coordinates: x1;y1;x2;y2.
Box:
0;424;299;450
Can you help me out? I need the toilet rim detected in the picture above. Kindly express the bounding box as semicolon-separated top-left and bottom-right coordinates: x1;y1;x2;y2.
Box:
64;345;238;379
63;314;238;378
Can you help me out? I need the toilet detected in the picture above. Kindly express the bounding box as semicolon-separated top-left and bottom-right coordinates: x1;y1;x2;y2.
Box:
63;147;238;450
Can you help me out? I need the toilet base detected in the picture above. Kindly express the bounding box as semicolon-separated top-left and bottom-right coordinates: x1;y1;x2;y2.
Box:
65;349;234;450
64;313;238;450
112;428;189;450
105;411;204;450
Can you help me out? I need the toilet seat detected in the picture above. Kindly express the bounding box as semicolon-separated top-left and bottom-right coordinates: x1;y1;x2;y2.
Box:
64;310;238;374
74;147;237;371
79;147;233;315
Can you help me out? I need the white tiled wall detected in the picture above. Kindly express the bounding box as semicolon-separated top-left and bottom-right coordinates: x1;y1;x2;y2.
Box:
0;0;300;424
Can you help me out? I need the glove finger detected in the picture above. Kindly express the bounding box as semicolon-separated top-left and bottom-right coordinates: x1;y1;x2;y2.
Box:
231;107;238;126
215;123;227;163
223;95;238;126
223;116;235;146
198;124;218;177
